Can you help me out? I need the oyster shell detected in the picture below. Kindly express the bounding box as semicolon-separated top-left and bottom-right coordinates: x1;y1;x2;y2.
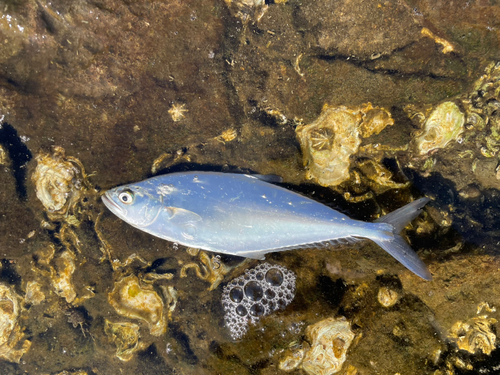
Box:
180;250;232;291
449;316;497;355
108;274;167;336
223;0;267;22
104;319;145;362
302;317;355;375
0;283;31;363
32;146;87;221
296;105;362;187
51;250;77;304
358;103;394;138
279;346;306;371
296;103;393;187
413;101;465;155
24;281;45;306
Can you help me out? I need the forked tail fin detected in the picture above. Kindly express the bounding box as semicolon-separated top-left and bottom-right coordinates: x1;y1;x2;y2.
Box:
373;198;432;281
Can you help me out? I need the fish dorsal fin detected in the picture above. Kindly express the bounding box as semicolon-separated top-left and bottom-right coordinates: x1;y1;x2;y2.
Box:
246;174;284;183
165;207;202;224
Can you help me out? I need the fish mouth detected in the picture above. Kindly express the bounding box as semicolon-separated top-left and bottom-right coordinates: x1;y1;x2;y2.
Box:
101;192;125;216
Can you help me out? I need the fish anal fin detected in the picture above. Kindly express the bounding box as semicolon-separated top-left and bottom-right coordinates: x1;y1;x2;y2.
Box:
237;236;361;259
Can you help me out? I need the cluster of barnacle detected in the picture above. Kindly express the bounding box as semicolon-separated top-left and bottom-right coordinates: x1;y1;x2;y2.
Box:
279;316;357;375
25;147;185;363
294;62;500;203
296;102;409;202
436;303;498;374
404;62;500;177
462;61;500;159
30;147;97;306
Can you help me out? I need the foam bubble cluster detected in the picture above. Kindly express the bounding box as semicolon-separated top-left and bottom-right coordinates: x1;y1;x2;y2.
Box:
222;263;296;340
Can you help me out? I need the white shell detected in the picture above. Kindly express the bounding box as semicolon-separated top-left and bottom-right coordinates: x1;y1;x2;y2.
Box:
302;317;355;375
296;103;393;187
414;101;465;155
108;275;167;336
0;284;31;363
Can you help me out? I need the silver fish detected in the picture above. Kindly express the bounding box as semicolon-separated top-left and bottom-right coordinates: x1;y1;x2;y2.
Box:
102;171;432;280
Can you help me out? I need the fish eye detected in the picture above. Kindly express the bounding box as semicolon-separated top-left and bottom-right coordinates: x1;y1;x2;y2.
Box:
118;190;134;205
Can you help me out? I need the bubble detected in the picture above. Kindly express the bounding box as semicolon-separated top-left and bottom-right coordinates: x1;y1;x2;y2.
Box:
236;305;248;316
250;303;265;317
265;289;276;299
265;268;284;286
222;263;296;340
229;287;244;303
277;299;287;309
245;281;263;301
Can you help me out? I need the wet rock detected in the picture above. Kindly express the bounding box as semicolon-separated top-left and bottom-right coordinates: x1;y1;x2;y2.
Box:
295;0;422;59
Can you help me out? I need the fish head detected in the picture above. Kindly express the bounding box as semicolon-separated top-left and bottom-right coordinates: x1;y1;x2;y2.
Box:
102;183;162;228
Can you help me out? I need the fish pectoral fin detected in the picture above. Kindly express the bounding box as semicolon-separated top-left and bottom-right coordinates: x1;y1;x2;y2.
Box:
164;207;202;224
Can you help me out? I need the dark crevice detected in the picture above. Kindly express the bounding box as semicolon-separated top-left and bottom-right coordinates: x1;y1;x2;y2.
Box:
316;46;467;82
168;322;198;365
0;259;22;286
0;122;33;200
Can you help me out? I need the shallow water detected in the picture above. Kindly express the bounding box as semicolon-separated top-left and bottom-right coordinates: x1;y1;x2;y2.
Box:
1;0;500;374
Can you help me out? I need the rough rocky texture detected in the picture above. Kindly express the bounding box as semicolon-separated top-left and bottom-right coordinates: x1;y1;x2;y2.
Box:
1;0;500;374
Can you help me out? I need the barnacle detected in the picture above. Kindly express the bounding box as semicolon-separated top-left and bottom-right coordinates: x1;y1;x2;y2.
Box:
359;103;394;138
279;346;306;371
0;145;7;165
216;128;238;144
223;0;267;22
296;105;362;187
296;103;394;187
168;103;188;122
310;127;334;151
24;281;45;306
